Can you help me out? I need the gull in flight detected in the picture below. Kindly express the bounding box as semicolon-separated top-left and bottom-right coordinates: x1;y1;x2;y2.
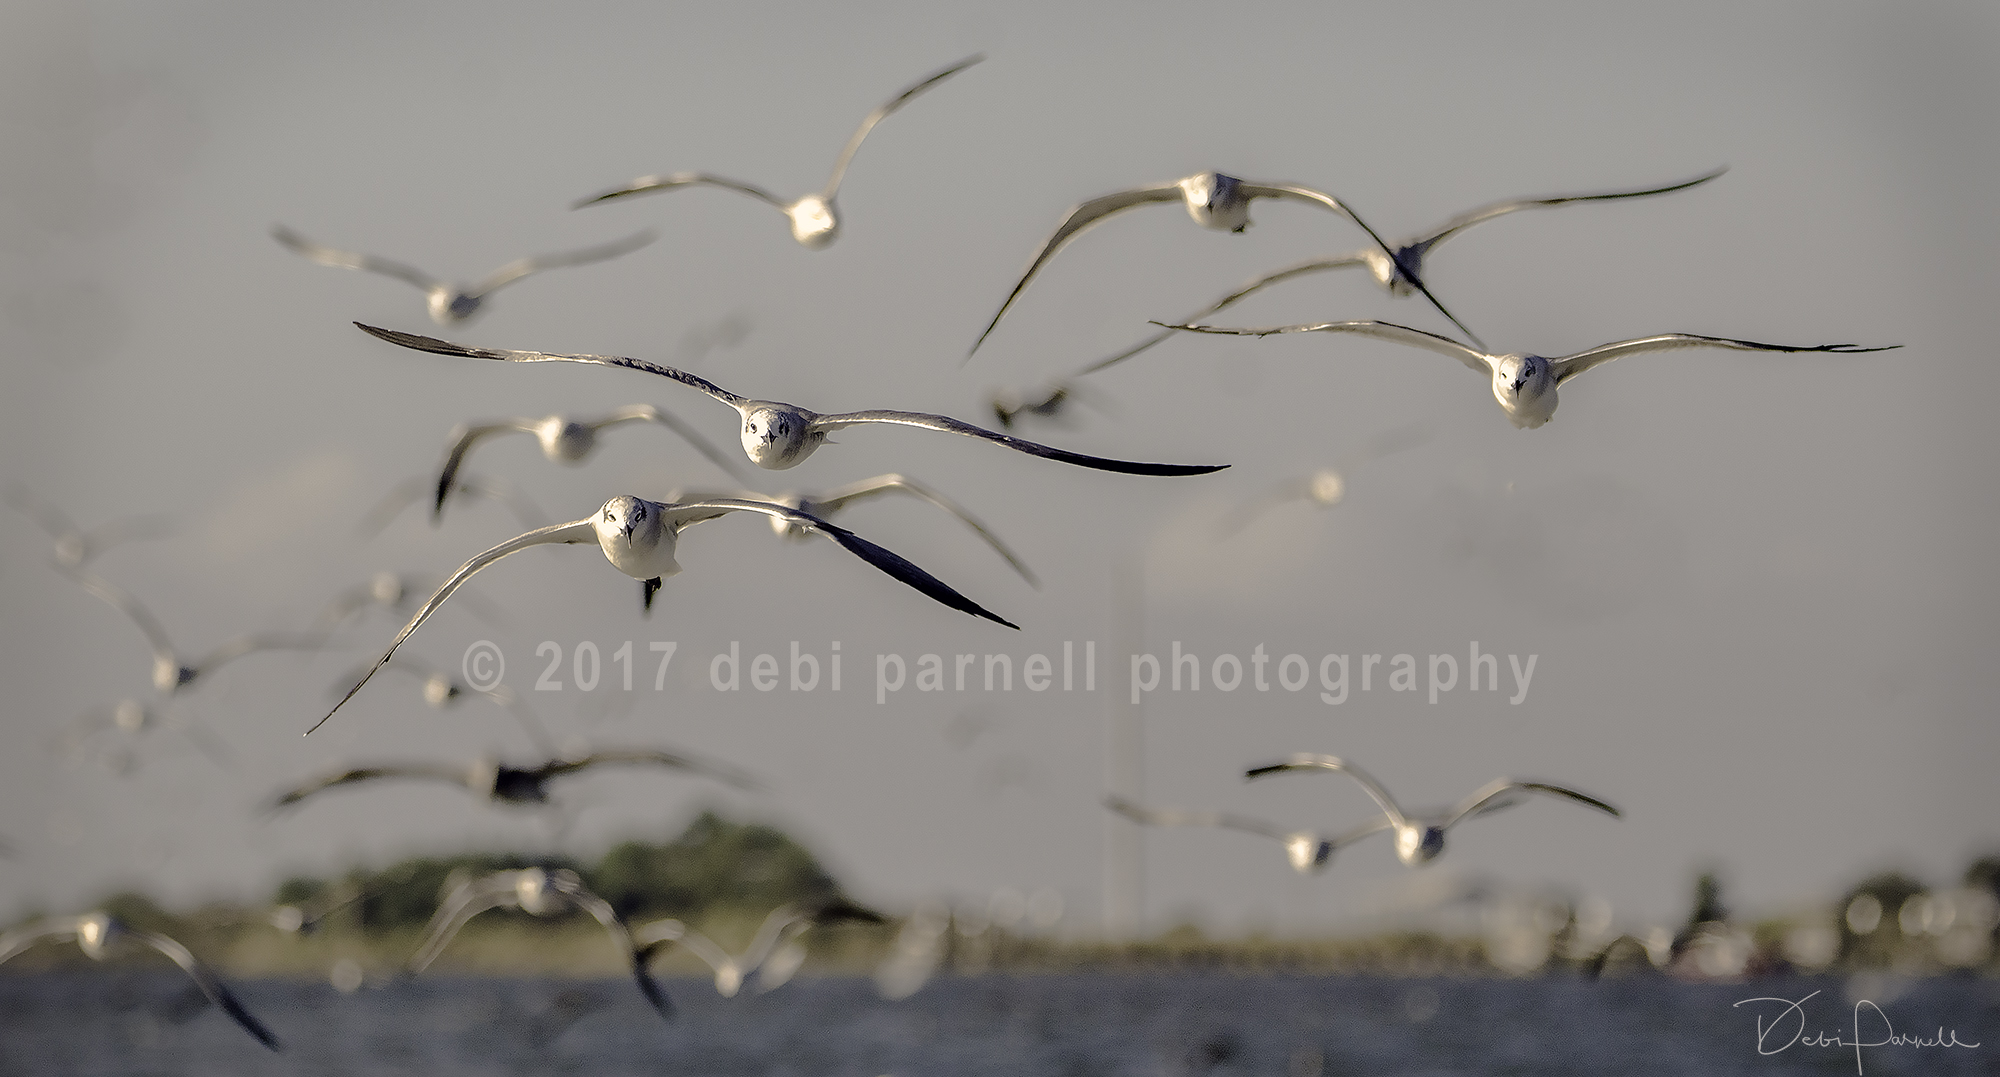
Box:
272;225;656;324
1244;753;1620;867
314;494;1016;732
0;912;283;1051
634;899;885;998
358;472;549;538
5;486;170;570
407;867;671;1021
324;654;553;753
52;698;231;776
357;324;1225;476
575;55;982;249
1159;319;1899;428
429;404;750;523
966;171;1478;356
668;473;1037;587
267;745;752;812
1086;167;1728;374
1104;795;1388;875
58;566;325;695
1217;425;1428;540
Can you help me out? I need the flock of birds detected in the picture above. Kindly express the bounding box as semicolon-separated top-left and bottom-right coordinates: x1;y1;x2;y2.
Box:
4;52;1897;1054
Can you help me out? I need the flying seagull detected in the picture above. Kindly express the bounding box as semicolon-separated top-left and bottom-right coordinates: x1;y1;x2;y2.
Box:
667;473;1037;587
356;323;1224;476
4;486;171;570
1104;795;1392;875
313;494;1016;733
634;899;884;997
1157;319;1898;428
272;224;655;324
429;405;750;522
1085;167;1729;374
1217;425;1428;540
966;171;1479;356
58;566;324;695
0;912;282;1051
407;867;671;1021
575;55;982;249
1244;753;1620;866
268;746;752;812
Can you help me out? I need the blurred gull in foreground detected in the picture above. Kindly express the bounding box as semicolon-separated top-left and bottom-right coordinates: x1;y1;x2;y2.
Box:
1245;753;1620;866
272;225;656;324
314;494;1018;731
1104;794;1384;875
4;486;171;570
0;912;282;1051
58;566;325;695
575;55;981;249
635;899;884;997
267;745;752;811
1086;167;1728;373
407;867;671;1020
358;324;1225;476
1160;320;1898;429
966;170;1480;355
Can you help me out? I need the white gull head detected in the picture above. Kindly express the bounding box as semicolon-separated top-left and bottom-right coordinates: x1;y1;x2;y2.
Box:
786;195;839;249
533;417;598;462
1491;354;1558;428
593;496;681;579
739;405;820;469
1178;172;1251;232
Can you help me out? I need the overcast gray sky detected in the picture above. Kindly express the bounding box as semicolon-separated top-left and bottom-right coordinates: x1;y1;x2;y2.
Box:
2;0;1995;939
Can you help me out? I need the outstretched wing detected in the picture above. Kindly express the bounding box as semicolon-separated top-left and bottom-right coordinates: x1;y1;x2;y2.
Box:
598;404;753;484
1442;779;1621;829
536;748;757;790
431;421;536;521
1243;753;1410;829
1413;166;1729;256
967;183;1188;357
267;763;474;810
272;225;442;292
57;566;177;668
1158;318;1492;376
311;517;597;733
465;230;657;297
1104;795;1291;842
549;877;674;1022
810;474;1037;586
812;410;1225;477
0;921;79;966
1549;334;1899;385
669;499;1020;629
357;323;748;408
129;928;284;1051
822;54;982;198
573;171;786;210
407;874;522;974
1081;254;1371;375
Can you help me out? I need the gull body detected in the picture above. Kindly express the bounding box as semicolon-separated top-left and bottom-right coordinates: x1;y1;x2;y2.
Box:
315;494;1016;732
273;225;655;324
430;405;748;522
4;487;170;570
1104;795;1389;875
358;324;1224;476
0;912;283;1050
1161;319;1898;428
58;566;324;694
1090;168;1728;372
1244;753;1620;867
967;172;1479;354
576;56;981;249
634;900;883;998
268;745;751;811
407;868;671;1020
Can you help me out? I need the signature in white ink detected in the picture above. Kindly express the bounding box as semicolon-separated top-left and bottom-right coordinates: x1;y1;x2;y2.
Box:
1733;990;1981;1075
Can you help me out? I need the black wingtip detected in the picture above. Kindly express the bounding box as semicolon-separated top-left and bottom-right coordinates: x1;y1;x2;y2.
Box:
633;964;675;1022
216;987;285;1052
1243;763;1290;781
